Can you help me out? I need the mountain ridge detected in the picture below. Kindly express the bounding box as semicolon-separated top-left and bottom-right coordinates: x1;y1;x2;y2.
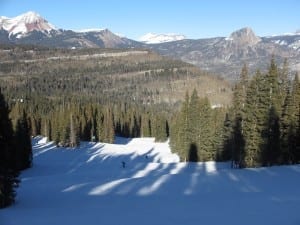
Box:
0;11;55;38
1;11;300;80
139;33;186;44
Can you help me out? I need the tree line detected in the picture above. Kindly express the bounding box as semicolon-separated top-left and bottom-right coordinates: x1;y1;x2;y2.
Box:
170;58;300;168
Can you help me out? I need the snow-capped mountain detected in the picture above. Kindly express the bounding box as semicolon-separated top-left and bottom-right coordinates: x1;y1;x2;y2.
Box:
0;11;142;48
139;33;186;44
1;11;300;81
150;27;300;79
264;31;300;51
0;11;56;38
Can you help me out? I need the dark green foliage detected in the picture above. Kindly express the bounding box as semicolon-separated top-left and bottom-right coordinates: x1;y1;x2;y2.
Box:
219;113;233;161
69;113;80;147
170;90;222;162
0;169;19;208
14;110;33;170
262;106;280;166
141;112;152;137
153;115;168;142
170;92;190;161
0;89;20;208
188;143;199;162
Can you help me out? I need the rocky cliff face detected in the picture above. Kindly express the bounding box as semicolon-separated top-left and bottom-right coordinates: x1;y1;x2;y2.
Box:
226;27;261;46
150;28;300;80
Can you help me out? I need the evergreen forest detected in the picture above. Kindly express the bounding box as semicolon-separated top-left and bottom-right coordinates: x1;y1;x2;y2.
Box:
170;59;300;168
0;45;299;208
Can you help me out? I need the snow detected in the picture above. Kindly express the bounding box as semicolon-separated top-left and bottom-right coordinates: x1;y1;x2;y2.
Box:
272;40;288;46
290;40;300;50
1;137;300;225
0;11;55;38
139;33;186;44
78;28;106;33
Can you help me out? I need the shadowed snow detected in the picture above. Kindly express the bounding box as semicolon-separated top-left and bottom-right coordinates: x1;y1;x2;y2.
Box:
1;137;300;225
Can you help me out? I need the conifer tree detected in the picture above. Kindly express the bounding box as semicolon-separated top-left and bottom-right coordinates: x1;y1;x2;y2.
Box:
279;58;289;108
0;89;19;208
69;113;80;147
170;92;190;161
153;115;168;142
197;97;213;161
178;92;190;160
14;110;33;170
243;70;268;167
219;113;233;161
280;90;295;164
230;64;248;166
188;89;200;154
267;56;282;114
106;108;115;143
263;106;280;166
290;73;300;162
141;112;152;137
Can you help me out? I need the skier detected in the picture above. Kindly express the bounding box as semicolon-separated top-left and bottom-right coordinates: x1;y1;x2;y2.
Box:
122;161;126;168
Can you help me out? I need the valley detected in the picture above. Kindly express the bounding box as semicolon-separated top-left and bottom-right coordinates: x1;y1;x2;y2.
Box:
0;45;231;107
1;12;300;80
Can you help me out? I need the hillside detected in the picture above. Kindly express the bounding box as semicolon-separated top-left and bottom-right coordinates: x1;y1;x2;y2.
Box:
0;45;231;107
150;28;300;80
1;12;300;81
2;137;300;225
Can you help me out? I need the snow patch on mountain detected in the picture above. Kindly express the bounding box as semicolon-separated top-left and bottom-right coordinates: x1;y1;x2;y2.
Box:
139;33;186;44
0;11;56;38
78;28;106;33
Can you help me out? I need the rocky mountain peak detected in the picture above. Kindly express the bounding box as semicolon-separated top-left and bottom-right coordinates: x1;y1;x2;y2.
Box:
0;11;56;38
227;27;261;45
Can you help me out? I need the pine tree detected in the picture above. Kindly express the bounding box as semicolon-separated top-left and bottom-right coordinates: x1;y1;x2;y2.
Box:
106;108;115;143
263;106;280;166
171;92;190;161
99;107;115;143
0;89;19;208
141;112;152;137
278;58;289;108
188;89;200;153
230;64;248;166
198;97;213;161
14;110;33;170
290;73;300;162
219;113;233;161
153;115;168;142
69;113;80;148
280;90;294;163
243;70;268;167
267;56;282;114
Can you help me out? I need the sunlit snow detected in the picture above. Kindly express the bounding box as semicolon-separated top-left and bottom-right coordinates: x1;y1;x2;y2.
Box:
1;137;300;225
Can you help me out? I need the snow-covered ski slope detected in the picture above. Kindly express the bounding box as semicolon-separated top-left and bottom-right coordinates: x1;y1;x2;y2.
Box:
2;137;300;225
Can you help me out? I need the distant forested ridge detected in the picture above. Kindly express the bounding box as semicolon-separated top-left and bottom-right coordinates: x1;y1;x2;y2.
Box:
0;45;230;147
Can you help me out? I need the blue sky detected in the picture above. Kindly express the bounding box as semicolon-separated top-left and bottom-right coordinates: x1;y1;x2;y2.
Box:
0;0;299;40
